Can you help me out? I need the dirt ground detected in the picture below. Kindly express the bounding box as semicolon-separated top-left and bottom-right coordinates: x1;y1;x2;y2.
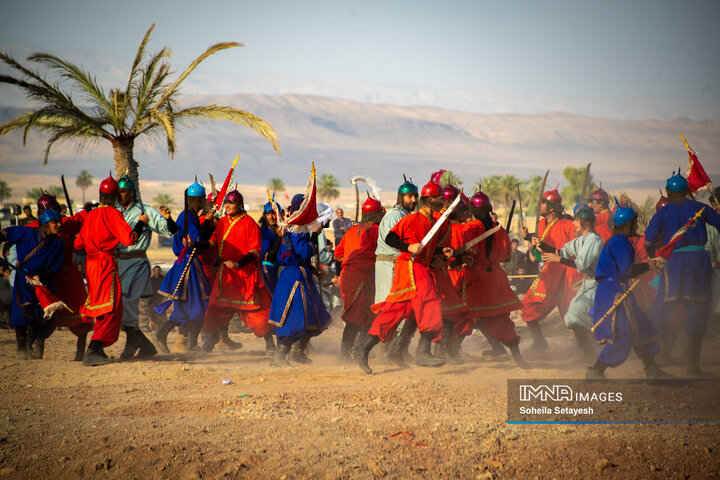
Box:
1;310;719;480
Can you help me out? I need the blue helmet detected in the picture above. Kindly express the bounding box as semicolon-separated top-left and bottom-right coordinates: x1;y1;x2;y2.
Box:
666;173;689;192
187;181;206;197
398;174;418;195
612;197;636;226
573;201;589;215
40;209;61;226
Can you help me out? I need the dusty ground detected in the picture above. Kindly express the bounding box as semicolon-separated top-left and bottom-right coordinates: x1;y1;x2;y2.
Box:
1;311;719;480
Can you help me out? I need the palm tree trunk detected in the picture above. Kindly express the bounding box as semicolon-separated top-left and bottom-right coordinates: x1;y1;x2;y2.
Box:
112;137;139;191
81;187;86;204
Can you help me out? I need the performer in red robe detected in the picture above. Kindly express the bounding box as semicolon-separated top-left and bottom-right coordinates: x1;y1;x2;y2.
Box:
333;196;384;359
587;188;613;242
462;191;528;367
520;188;579;352
202;190;275;353
74;175;141;366
351;179;453;374
434;185;471;362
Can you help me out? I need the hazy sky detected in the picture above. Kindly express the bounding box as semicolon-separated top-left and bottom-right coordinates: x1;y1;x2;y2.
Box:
1;0;719;117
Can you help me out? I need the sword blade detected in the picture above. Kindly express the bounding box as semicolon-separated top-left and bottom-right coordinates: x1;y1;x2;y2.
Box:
419;194;462;249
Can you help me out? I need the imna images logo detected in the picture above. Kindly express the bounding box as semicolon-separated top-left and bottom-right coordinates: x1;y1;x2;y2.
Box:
519;384;573;402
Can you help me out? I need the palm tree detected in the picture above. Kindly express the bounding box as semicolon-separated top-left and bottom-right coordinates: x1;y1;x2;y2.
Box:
76;170;93;203
0;24;280;191
267;178;285;194
0;181;11;202
561;165;596;209
439;170;463;187
497;174;521;210
152;193;174;209
473;175;502;202
318;174;340;201
521;175;543;214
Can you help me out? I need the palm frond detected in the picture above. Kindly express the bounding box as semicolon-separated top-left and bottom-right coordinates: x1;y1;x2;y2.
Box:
125;24;155;96
130;54;171;134
28;53;111;115
155;42;242;107
41;124;102;164
172;104;281;154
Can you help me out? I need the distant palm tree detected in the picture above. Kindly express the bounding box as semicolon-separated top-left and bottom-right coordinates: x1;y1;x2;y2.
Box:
318;174;340;201
153;193;174;209
473;175;502;202
497;174;521;209
268;178;285;193
521;175;543;214
76;170;93;203
439;170;463;187
0;24;280;191
0;181;11;202
26;186;64;202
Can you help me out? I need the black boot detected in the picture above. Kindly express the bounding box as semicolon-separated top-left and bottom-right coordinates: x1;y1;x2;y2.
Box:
290;335;312;364
15;326;29;360
657;335;677;367
151;320;176;354
350;334;380;374
136;329;157;358
526;321;549;353
478;325;507;358
384;320;417;367
73;334;87;362
201;331;220;352
28;334;45;360
508;343;530;369
436;320;453;361
415;332;446;367
570;325;596;359
686;334;704;375
83;340;114;366
340;323;359;360
186;321;203;352
448;336;466;365
585;360;608;379
270;342;291;367
264;333;277;356
642;356;672;379
219;325;242;350
120;326;141;359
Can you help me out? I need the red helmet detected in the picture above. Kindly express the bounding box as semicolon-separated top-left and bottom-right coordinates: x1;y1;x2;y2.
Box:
421;181;442;197
470;191;491;208
223;190;243;205
442;184;459;202
655;195;669;211
37;193;60;213
362;197;384;214
587;188;609;202
542;188;562;204
206;192;215;203
99;175;119;195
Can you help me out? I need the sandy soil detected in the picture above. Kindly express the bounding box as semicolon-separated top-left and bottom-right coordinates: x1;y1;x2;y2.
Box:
1;311;719;480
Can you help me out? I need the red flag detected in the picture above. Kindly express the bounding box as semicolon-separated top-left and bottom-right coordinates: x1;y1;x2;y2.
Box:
681;134;713;194
281;163;319;228
655;207;705;260
213;154;239;210
24;276;72;318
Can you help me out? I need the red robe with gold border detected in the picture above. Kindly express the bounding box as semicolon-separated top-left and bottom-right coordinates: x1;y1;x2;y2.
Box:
335;224;378;328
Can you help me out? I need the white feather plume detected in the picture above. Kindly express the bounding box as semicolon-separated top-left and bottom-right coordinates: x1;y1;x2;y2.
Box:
350;175;382;200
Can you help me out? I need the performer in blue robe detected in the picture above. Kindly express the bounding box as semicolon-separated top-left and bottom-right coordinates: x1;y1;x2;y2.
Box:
268;194;331;366
644;173;720;374
153;182;212;354
586;204;668;379
1;210;64;359
259;199;282;295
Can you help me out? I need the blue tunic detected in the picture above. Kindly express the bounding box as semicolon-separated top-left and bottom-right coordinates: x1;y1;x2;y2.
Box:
155;211;211;326
3;226;63;329
592;234;658;366
269;232;330;340
260;225;280;295
645;199;720;335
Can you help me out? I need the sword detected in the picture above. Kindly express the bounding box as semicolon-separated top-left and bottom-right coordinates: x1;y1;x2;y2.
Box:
453;224;501;256
60;174;73;216
579;162;592;204
516;184;525;229
536;169;549;234
505;200;516;232
411;194;462;261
